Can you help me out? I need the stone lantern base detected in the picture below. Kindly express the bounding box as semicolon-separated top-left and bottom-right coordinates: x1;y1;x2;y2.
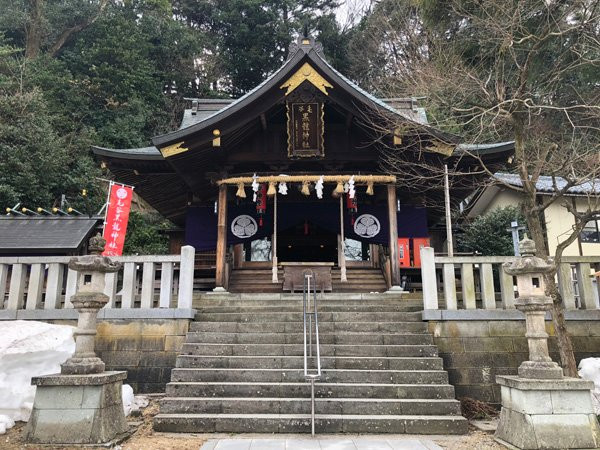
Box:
495;375;600;449
25;371;129;445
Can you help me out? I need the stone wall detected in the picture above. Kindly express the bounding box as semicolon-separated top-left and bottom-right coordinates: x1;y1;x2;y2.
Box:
96;319;190;393
48;317;191;394
428;319;600;405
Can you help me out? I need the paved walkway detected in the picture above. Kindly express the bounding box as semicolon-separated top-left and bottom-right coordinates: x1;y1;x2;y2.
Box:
200;437;443;450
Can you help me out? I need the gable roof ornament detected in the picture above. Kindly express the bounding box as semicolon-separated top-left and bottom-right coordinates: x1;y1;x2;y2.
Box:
160;141;188;158
280;62;333;96
286;32;325;61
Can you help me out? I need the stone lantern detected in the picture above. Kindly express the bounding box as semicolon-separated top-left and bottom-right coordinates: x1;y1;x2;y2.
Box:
502;234;563;380
25;234;129;445
495;235;600;449
61;233;121;375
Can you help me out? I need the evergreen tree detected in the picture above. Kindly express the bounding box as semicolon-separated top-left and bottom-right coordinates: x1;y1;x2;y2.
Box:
173;0;340;95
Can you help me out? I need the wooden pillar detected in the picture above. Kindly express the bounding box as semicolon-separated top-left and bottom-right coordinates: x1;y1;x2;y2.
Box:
214;184;228;291
339;195;347;282
233;244;244;268
272;193;278;283
387;184;401;288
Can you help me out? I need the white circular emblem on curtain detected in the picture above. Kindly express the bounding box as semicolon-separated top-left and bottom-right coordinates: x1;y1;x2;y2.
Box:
231;215;258;239
353;214;381;238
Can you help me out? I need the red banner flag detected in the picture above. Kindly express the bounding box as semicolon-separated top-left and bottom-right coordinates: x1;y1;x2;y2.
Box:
102;183;133;256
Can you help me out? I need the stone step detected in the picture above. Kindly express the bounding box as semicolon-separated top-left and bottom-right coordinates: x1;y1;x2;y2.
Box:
170;368;448;384
195;291;412;302
153;413;468;434
159;397;462;416
196;296;419;303
193;301;421;310
228;283;389;291
199;311;422;322
175;355;445;370
196;304;415;313
185;332;433;345
159;290;464;436
165;382;457;400
180;343;438;357
229;287;286;293
230;274;386;281
189;321;429;333
231;269;382;275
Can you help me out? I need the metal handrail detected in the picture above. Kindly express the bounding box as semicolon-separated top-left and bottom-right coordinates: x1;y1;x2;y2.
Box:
302;269;321;436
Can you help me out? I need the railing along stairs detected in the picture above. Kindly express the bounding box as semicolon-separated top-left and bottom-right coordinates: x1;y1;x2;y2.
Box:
302;269;321;436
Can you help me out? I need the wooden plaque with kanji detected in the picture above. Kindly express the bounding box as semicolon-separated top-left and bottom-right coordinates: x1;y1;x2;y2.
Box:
287;101;324;158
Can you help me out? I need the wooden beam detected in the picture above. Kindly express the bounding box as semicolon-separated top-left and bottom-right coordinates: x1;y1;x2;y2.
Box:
214;184;228;290
260;114;267;131
387;184;401;287
345;112;353;130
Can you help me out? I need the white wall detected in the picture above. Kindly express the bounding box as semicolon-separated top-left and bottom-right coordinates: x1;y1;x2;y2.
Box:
474;188;600;257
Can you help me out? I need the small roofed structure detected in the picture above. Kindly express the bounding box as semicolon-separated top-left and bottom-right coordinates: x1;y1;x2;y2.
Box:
0;216;102;255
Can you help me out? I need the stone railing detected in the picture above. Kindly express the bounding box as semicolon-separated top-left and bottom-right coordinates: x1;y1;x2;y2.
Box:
420;247;600;312
0;246;195;319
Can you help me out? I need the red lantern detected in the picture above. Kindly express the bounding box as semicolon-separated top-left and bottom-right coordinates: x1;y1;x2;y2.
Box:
256;184;267;226
346;193;358;225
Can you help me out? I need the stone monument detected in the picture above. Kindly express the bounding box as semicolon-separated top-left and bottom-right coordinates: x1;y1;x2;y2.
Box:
25;234;129;445
495;235;600;449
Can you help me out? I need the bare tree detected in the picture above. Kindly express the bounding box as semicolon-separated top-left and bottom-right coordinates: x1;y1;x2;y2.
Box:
355;0;600;377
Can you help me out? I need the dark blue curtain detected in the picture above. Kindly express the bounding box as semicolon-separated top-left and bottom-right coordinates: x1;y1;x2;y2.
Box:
185;202;428;251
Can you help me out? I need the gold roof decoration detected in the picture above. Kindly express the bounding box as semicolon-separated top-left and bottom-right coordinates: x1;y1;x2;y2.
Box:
280;62;333;96
160;141;189;158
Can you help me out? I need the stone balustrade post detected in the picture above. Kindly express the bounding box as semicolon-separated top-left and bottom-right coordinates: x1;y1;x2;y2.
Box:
420;247;438;310
177;245;195;309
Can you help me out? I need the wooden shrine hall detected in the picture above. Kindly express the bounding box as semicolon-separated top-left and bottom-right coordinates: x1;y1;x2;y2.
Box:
93;34;513;293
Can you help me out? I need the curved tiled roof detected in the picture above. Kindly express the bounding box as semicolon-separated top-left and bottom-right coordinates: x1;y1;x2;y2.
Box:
92;145;162;159
495;172;600;195
151;37;458;148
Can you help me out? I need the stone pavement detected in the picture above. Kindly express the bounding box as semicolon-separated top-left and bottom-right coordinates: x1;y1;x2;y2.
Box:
200;437;443;450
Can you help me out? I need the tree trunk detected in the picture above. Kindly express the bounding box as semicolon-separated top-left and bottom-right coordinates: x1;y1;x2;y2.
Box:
514;116;578;378
546;275;579;377
25;0;44;59
523;193;578;377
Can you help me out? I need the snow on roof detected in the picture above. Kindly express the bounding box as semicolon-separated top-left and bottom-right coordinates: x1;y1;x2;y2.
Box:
495;172;600;195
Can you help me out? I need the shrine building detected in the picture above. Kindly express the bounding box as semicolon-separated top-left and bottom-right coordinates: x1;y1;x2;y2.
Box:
93;35;513;293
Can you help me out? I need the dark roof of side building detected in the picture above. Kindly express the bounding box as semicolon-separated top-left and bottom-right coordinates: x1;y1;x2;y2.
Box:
0;216;102;254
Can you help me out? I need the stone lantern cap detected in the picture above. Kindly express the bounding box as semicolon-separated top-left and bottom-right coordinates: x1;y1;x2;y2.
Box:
68;233;121;273
503;234;553;276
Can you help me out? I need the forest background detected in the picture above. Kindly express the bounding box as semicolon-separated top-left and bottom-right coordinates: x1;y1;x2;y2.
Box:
0;0;596;256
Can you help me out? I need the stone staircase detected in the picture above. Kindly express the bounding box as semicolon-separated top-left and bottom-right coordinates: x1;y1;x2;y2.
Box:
228;267;388;293
153;293;468;434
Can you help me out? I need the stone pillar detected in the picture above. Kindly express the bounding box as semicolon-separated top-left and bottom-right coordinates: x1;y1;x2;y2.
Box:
495;235;600;449
25;234;129;445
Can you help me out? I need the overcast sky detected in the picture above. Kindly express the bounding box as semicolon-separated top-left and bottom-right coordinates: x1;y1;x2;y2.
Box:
335;0;371;27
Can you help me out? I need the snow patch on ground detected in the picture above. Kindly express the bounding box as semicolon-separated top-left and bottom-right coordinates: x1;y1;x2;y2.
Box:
122;384;149;416
0;321;75;433
578;357;600;415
